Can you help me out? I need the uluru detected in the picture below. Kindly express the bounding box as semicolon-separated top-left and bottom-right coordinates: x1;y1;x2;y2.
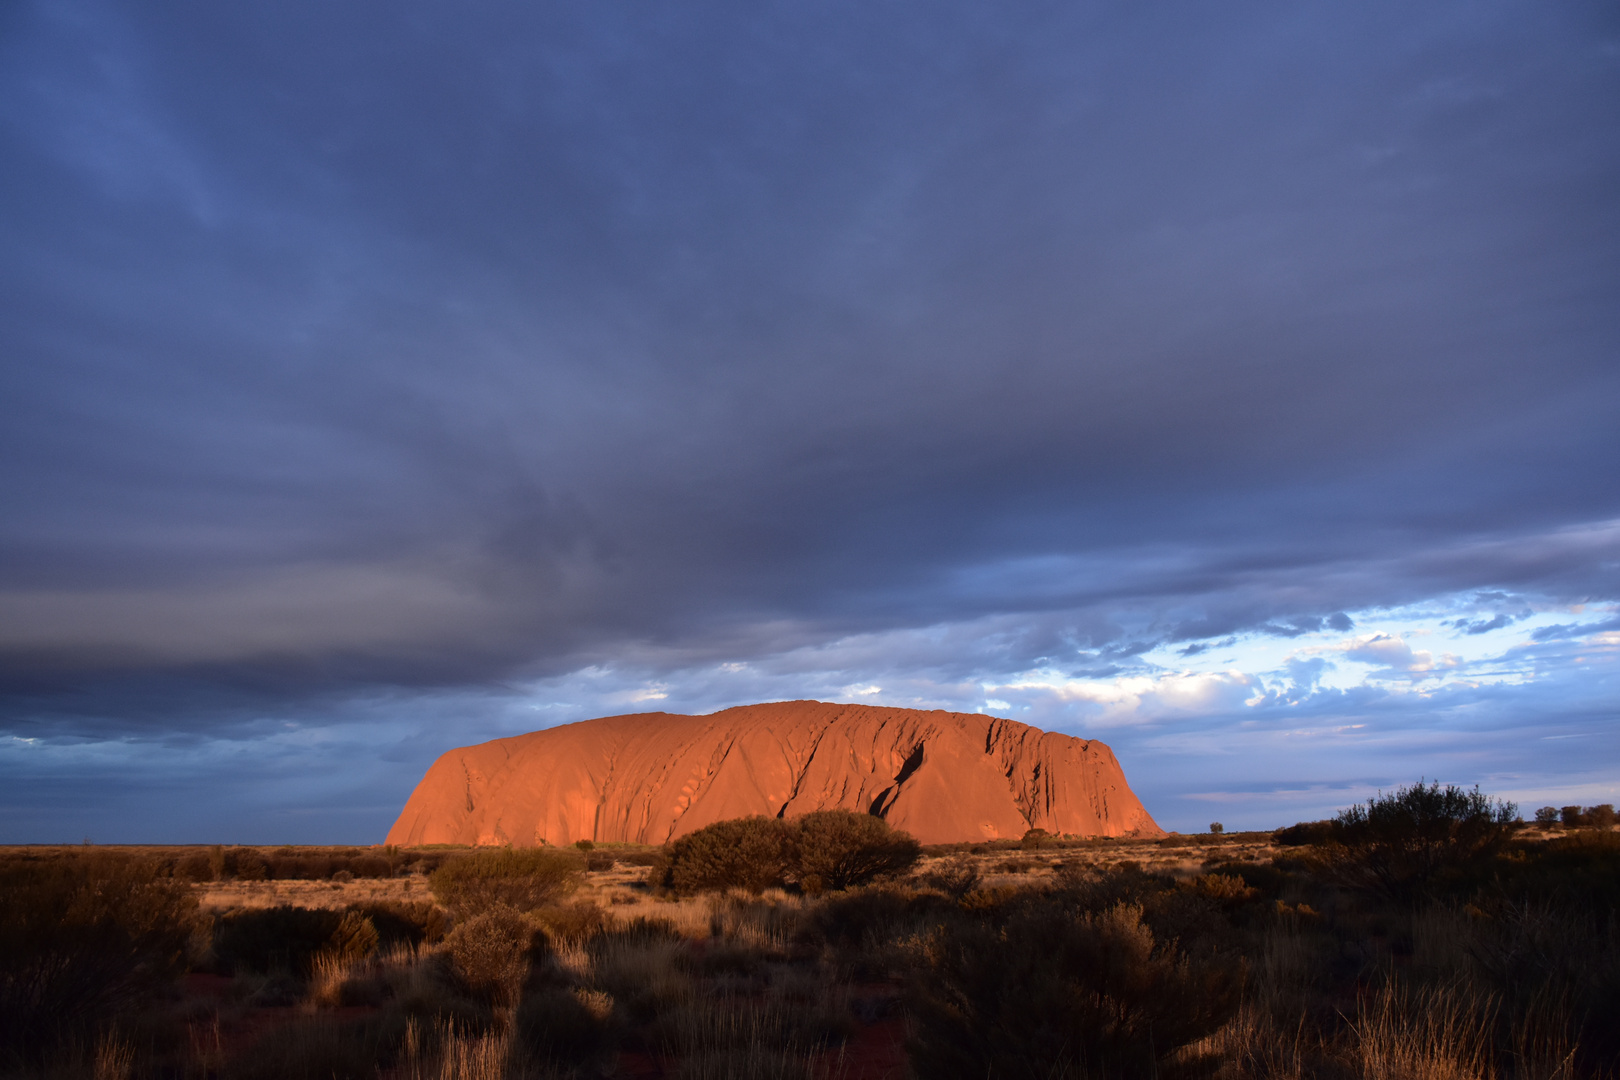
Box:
387;700;1162;846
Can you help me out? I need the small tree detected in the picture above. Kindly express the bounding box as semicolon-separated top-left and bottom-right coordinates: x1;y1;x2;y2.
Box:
1588;804;1617;828
1534;806;1561;826
1021;827;1051;850
1561;806;1587;827
1209;822;1224;835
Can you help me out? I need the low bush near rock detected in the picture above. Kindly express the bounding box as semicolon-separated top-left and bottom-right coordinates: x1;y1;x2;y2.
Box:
429;846;584;916
795;810;921;893
660;815;797;895
659;810;919;895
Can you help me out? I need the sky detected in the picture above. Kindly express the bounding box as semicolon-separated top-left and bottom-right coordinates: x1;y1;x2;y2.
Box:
1;1;1617;842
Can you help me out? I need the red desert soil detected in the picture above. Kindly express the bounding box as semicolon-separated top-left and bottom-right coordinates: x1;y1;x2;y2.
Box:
388;699;1161;846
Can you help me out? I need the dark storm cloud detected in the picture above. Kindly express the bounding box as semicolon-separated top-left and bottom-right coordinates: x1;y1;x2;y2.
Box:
0;1;1617;835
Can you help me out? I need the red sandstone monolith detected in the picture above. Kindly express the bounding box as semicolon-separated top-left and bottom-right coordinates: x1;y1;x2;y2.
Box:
386;700;1162;846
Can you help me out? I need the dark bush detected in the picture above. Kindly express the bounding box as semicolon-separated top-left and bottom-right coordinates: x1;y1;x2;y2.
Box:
0;851;199;1065
660;811;920;895
325;911;379;964
1535;806;1561;826
228;847;269;880
534;899;607;944
1495;830;1620;913
429;847;584;916
350;855;392;878
1021;827;1051;850
794;810;920;892
349;901;447;947
909;900;1240;1079
175;851;215;881
1588;804;1617;828
1326;781;1518;900
516;985;612;1064
607;847;665;867
660;816;796;895
586;915;685;958
1562;806;1587;827
212;906;343;976
805;886;952;955
1273;819;1337;846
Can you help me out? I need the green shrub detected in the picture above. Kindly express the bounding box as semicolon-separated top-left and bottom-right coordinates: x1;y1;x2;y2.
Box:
660;816;796;895
0;851;199;1065
794;810;920;893
429;847;584;916
909;900;1240;1080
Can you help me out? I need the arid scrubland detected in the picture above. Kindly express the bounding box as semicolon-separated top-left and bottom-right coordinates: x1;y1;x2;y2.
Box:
3;793;1618;1079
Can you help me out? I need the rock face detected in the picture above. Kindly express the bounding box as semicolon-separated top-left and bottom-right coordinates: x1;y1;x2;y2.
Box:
386;700;1162;847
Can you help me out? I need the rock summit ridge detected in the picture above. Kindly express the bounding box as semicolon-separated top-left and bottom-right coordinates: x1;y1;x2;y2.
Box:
386;700;1162;847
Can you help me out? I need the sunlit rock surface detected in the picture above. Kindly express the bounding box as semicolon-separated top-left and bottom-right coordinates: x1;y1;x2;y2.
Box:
386;700;1163;846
